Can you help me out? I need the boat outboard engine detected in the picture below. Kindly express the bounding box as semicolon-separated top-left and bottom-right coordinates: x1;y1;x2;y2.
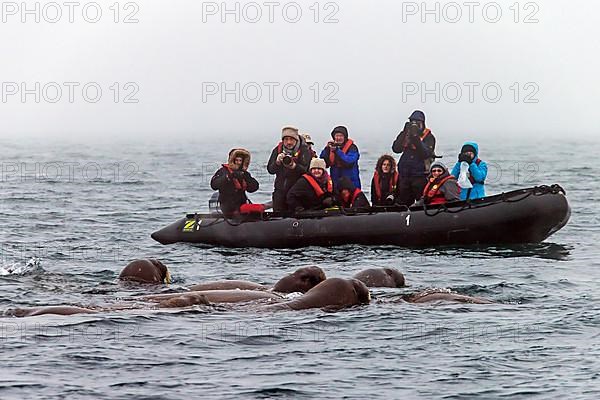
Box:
209;192;221;214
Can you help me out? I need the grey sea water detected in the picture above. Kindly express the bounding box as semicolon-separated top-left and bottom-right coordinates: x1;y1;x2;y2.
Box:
1;135;599;399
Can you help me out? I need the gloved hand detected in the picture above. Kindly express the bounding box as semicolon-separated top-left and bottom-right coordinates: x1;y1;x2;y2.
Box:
458;152;473;163
385;194;395;205
276;153;285;165
322;196;335;208
232;170;245;180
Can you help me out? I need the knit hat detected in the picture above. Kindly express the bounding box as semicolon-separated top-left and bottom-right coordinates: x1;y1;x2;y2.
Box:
309;158;327;171
331;126;349;140
282;126;300;142
429;161;448;173
461;144;477;154
337;176;356;192
301;133;314;145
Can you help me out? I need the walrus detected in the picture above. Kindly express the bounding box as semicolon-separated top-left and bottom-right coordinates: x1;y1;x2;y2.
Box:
119;259;171;284
264;278;371;311
272;266;326;293
189;280;268;292
187;266;326;294
353;268;406;288
5;306;98;317
5;294;213;318
142;290;282;305
155;293;211;308
407;292;492;304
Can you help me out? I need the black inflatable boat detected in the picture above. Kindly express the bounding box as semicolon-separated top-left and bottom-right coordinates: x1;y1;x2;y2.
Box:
151;185;570;248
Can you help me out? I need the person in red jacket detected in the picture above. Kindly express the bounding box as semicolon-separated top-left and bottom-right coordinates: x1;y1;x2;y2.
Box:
418;161;460;206
210;149;259;215
371;155;399;206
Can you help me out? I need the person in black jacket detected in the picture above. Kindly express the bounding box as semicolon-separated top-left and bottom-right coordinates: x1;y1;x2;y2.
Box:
392;110;437;207
267;126;312;212
286;158;336;213
210;148;259;216
336;177;370;210
371;154;399;206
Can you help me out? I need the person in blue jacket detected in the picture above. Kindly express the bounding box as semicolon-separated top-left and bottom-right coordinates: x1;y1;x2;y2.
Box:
451;141;488;200
320;126;361;188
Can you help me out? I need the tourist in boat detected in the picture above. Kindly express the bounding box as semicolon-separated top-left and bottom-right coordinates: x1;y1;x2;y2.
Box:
301;133;318;159
210;149;259;216
451;141;488;200
267;126;312;212
417;161;461;206
286;158;336;213
392;110;437;207
320;125;361;189
371;155;399;206
336;177;370;210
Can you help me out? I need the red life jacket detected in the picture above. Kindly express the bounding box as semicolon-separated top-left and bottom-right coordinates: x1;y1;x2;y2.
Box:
342;188;363;208
239;204;265;214
303;174;333;198
373;170;399;201
423;175;456;205
223;164;247;191
468;159;485;184
329;139;354;166
404;128;431;150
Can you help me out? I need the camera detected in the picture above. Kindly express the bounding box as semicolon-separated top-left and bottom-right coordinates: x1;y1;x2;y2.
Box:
282;155;293;166
407;121;421;138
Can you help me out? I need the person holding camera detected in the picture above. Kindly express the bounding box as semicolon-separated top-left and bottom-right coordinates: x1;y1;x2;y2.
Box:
320;125;361;189
371;155;399;206
210;148;259;216
286;158;336;213
451;141;488;200
267;126;312;212
392;110;437;207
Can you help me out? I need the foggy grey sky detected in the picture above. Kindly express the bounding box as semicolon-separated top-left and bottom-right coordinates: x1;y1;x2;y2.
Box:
1;0;599;142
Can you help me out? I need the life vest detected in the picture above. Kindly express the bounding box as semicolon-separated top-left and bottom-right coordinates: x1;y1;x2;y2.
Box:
277;142;302;162
342;188;363;208
404;128;431;151
223;164;247;191
303;174;333;198
329;139;354;167
468;159;485;185
239;204;265;214
373;170;399;201
423;175;455;205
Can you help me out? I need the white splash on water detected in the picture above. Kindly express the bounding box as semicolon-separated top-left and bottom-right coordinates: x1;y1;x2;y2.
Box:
0;258;42;276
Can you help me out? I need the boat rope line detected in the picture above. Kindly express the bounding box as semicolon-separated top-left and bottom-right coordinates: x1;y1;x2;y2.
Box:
187;184;566;224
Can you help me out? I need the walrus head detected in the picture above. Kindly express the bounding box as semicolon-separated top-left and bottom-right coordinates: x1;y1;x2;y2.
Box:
273;266;326;293
119;259;171;284
384;268;406;287
351;279;371;305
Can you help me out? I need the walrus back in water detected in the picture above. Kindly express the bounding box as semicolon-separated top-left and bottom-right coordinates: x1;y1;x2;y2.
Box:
264;278;371;311
143;290;282;304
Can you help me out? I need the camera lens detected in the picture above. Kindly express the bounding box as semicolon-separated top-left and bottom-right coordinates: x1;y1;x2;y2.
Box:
282;155;293;166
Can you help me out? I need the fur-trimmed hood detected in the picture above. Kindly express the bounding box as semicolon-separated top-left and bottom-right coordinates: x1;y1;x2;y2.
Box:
375;154;397;174
228;148;251;170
